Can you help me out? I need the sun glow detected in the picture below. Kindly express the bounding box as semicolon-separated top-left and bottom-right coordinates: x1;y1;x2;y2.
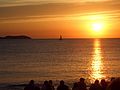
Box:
92;23;103;32
81;15;109;38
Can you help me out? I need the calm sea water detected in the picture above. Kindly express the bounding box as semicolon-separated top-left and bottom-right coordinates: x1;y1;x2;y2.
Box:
0;39;120;88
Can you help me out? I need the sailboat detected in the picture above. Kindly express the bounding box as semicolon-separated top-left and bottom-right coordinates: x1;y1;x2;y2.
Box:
59;35;63;40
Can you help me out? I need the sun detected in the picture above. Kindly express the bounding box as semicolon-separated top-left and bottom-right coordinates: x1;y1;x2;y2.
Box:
81;15;108;38
92;23;103;32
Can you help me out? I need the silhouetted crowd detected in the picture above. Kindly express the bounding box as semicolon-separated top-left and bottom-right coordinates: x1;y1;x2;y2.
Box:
24;77;120;90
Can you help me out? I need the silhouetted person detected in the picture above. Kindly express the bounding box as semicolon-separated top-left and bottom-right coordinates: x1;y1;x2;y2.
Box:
106;77;115;86
78;78;87;90
100;79;107;90
89;80;102;90
107;78;120;90
111;77;115;82
41;80;51;90
35;83;40;90
24;80;35;90
49;80;55;90
57;80;69;90
72;82;79;90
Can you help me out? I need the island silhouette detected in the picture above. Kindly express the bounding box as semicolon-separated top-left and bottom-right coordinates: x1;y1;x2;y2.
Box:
0;35;31;39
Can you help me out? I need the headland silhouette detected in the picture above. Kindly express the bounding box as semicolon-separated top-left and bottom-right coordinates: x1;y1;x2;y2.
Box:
0;35;31;39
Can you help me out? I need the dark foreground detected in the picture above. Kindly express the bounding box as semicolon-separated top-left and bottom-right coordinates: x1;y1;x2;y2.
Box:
0;77;120;90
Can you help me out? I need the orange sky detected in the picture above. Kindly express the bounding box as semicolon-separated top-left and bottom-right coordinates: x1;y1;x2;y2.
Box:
0;0;120;38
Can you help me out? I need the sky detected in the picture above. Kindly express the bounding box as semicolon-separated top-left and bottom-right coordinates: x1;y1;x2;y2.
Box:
0;0;120;38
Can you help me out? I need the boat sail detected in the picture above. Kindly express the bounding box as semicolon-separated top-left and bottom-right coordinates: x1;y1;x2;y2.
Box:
59;35;63;40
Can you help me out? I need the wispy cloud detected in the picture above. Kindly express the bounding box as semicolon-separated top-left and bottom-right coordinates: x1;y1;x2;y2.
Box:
0;0;45;7
0;0;116;7
1;10;120;23
0;0;120;23
0;2;119;17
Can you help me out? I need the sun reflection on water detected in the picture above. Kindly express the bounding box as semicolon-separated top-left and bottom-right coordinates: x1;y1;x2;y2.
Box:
91;39;105;81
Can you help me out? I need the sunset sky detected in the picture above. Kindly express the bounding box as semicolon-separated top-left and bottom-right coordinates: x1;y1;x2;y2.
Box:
0;0;120;38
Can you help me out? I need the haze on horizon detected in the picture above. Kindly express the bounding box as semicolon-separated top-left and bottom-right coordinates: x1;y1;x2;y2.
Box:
0;0;120;38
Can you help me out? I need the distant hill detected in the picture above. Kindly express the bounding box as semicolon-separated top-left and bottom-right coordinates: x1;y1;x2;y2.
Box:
0;35;31;39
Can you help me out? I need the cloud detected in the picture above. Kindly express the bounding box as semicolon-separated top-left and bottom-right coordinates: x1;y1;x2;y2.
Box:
0;0;116;7
0;2;119;17
0;10;120;23
0;0;50;7
0;1;120;23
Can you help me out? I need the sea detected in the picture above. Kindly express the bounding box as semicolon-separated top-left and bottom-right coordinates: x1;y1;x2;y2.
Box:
0;39;120;90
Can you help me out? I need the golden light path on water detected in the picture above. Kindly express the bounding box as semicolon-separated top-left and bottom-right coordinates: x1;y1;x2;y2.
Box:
91;39;105;81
